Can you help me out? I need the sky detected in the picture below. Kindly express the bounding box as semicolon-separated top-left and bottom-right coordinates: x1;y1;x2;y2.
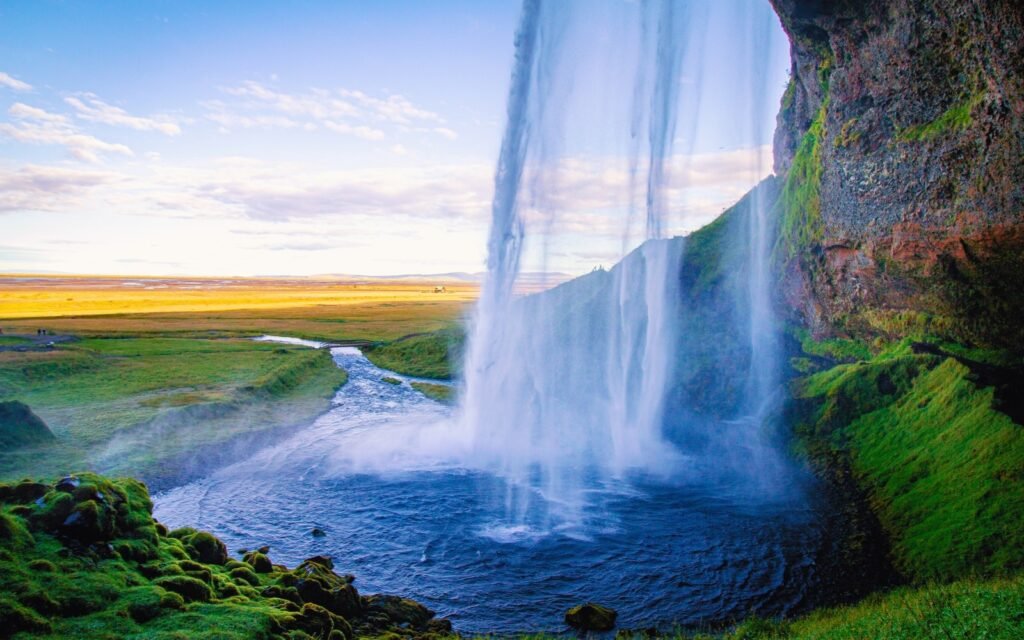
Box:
0;0;790;277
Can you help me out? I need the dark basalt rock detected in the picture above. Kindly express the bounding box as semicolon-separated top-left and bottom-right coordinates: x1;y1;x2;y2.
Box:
770;0;1024;351
565;602;618;631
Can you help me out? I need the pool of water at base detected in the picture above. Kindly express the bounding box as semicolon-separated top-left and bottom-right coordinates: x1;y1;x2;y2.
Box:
154;342;841;634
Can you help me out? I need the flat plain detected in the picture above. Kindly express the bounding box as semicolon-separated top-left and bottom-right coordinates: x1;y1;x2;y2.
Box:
0;274;476;485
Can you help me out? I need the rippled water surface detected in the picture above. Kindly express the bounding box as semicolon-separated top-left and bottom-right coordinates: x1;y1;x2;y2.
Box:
154;344;838;633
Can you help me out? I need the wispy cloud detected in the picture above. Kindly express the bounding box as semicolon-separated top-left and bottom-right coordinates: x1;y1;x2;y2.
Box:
0;72;32;92
0;164;114;212
194;161;491;222
324;120;385;140
65;94;182;135
0;103;133;162
338;88;443;125
206;81;457;141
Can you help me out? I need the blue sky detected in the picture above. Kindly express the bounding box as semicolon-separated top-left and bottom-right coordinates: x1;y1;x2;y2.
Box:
0;0;788;276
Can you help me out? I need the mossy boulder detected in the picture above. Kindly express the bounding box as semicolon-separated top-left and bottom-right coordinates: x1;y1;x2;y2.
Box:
362;594;434;629
184;530;229;565
229;565;261;586
152;575;213;602
287;602;353;640
244;550;274;573
21;473;159;546
0;401;54;449
566;602;618;631
7;481;48;503
292;556;361;619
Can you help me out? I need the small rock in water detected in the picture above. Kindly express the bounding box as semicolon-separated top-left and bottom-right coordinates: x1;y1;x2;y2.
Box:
257;545;270;554
565;603;617;631
311;527;326;537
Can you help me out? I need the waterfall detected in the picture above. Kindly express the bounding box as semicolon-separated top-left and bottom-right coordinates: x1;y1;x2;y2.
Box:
458;0;788;527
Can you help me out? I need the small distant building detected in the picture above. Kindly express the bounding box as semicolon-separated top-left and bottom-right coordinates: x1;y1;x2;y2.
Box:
434;286;447;293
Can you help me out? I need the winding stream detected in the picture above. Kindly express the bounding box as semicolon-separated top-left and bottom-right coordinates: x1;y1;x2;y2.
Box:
153;339;842;633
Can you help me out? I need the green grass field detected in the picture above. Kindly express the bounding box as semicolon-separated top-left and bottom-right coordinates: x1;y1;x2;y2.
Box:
0;278;471;486
0;337;347;487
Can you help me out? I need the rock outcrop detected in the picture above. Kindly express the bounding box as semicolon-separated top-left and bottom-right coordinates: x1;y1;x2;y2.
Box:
769;0;1024;351
0;401;54;449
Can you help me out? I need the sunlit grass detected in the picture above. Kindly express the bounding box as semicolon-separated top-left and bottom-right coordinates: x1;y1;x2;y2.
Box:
794;341;1024;581
0;337;347;483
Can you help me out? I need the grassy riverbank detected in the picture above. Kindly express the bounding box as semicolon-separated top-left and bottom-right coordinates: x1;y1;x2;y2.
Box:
363;329;464;380
0;337;347;488
0;276;474;486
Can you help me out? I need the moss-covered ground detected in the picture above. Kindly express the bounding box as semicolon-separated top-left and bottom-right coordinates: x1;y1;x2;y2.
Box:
791;338;1024;582
690;575;1024;639
0;473;450;640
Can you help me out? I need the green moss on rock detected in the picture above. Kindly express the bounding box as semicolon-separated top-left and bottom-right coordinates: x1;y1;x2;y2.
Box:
0;474;449;639
793;344;1024;581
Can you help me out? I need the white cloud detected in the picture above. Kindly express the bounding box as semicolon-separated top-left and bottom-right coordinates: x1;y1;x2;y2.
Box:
65;94;182;135
203;100;301;130
0;103;133;162
8;102;69;124
0;164;114;212
223;81;359;119
323;120;385;140
0;72;32;92
205;82;455;142
338;89;443;125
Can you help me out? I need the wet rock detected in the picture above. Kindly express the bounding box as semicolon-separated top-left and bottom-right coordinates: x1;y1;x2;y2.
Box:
311;527;326;537
55;476;80;493
565;603;618;631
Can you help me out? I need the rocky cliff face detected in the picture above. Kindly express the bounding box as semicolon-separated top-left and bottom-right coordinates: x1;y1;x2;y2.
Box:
769;0;1024;352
